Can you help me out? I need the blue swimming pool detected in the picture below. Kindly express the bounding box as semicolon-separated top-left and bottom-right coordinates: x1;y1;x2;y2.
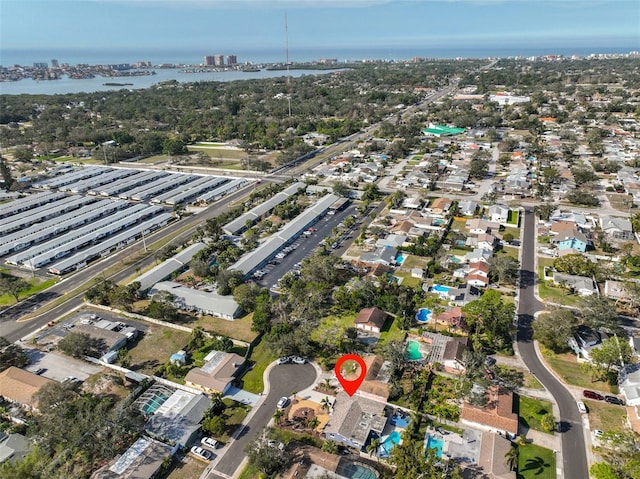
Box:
431;284;450;293
396;254;407;264
378;431;402;458
415;308;432;323
425;435;444;458
390;414;411;428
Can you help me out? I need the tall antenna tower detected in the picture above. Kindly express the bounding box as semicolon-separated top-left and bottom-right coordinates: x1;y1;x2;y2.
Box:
285;13;292;117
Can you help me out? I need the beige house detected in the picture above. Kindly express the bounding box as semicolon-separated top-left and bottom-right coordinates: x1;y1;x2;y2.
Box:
354;307;389;333
185;351;245;395
0;367;54;411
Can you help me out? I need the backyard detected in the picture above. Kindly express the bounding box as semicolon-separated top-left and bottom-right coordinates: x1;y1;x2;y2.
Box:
127;325;192;375
194;313;258;343
239;338;275;394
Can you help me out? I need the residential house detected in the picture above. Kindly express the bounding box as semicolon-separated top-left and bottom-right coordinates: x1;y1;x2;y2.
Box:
550;220;578;235
466;218;500;235
402;196;422;209
0;433;29;465
618;364;640;407
391;220;414;235
429;197;452;215
0;367;54;411
604;280;630;302
568;325;608;361
354;307;389;334
442;338;469;373
487;205;510;224
460;386;519;437
141;386;212;448
375;234;407;249
553;272;598;296
464;248;492;264
185;350;246;395
551;229;591;253
458;200;478;217
434;307;465;328
448;284;482;306
324;392;388;451
600;215;634;241
91;436;176;479
359;355;392;402
360;246;398;266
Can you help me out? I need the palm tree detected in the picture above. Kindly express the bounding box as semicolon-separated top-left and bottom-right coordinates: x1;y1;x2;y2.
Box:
308;416;320;431
366;438;382;461
504;444;519;472
273;409;285;426
320;396;331;412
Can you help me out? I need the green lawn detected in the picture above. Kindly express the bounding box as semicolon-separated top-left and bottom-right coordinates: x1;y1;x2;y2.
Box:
0;277;57;306
218;398;251;442
540;348;614;393
537;279;583;307
239;338;275;394
503;226;521;240
378;315;406;346
187;145;247;160
127;326;192;375
193;313;259;343
507;210;520;225
518;395;554;434
236;464;261;479
500;246;520;259
394;272;421;288
517;443;556;479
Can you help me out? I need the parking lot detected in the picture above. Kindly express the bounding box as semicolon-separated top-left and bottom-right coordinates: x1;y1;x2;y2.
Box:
23;348;103;382
254;204;359;290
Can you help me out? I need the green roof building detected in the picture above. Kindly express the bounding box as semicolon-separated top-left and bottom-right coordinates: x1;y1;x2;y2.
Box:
422;123;465;137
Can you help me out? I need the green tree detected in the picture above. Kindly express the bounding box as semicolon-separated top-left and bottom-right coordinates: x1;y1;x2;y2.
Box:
0;157;15;191
541;413;556;433
553;254;597;277
162;134;187;155
367;438;381;460
0;274;30;304
590;463;620;479
590;336;634;377
534;203;557;221
57;332;105;358
462;290;515;352
232;283;263;313
244;438;289;476
469;158;489;179
0;337;29;371
488;255;520;286
580;295;619;331
203;415;227;437
321;439;338;454
533;309;579;353
504;444;519;472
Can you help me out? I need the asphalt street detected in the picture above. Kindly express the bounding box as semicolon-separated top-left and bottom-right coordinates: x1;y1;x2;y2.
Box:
207;362;317;479
517;206;588;479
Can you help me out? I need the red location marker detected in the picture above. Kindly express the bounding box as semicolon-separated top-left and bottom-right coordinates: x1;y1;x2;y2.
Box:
334;354;367;397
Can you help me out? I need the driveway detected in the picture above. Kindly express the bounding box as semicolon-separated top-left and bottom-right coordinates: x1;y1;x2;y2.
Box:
207;362;318;479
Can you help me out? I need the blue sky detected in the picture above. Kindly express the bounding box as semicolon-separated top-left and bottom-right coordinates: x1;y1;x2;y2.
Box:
1;0;638;57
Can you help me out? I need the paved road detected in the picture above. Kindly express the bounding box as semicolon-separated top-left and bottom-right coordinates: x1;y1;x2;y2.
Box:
207;362;317;479
516;206;588;479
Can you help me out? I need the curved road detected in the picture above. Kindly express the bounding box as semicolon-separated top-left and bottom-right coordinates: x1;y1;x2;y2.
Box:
207;362;318;479
517;207;588;479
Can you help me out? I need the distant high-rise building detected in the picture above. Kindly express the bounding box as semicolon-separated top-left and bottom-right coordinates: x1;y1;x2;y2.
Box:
226;55;237;66
204;55;215;66
51;59;59;68
214;54;224;66
33;62;48;68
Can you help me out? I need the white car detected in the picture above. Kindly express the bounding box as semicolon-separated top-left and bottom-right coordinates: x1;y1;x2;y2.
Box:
577;401;587;414
593;429;604;438
292;356;306;364
191;446;212;461
277;397;290;408
201;437;219;449
276;357;291;365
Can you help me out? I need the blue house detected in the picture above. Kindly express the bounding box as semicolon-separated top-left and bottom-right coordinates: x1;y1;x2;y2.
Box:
553;229;590;253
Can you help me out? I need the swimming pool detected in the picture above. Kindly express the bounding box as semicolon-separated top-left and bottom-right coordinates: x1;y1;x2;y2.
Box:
396;254;407;264
431;284;450;293
425;435;444;458
337;462;378;479
405;340;424;361
390;413;411;428
415;308;432;323
378;431;402;458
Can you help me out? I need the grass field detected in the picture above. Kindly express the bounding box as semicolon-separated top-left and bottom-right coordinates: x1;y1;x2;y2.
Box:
239;338;275;394
540;348;614;393
584;399;627;433
606;193;633;212
519;395;554;434
0;277;57;306
194;313;258;343
236;464;261;479
188;145;248;160
136;154;170;163
517;443;556;479
219;398;251;442
127;326;192;374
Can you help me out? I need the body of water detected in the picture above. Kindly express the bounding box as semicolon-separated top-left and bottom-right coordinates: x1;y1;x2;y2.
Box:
2;44;636;95
0;68;343;96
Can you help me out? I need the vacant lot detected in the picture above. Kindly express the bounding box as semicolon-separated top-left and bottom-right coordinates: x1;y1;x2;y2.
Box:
540;349;614;393
166;455;207;479
584;399;627;433
127;326;191;374
194;314;258;343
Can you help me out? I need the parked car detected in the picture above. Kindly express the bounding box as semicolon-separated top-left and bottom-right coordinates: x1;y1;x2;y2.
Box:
577;401;587;414
292;356;306;364
201;437;219;449
33;368;46;375
484;357;497;367
191;446;212;461
593;429;604;438
604;395;624;406
583;390;604;401
276;357;291;365
277;397;290;409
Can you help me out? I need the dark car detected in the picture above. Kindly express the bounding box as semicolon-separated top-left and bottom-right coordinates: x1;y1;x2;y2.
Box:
583;390;605;401
604;395;624;406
